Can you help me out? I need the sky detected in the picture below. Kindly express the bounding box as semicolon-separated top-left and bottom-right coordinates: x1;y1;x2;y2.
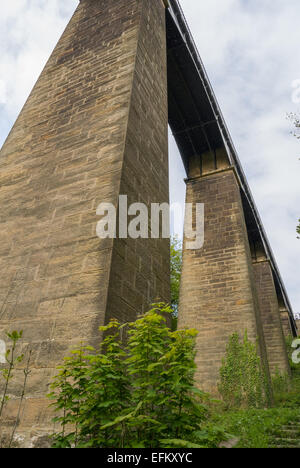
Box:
0;0;299;315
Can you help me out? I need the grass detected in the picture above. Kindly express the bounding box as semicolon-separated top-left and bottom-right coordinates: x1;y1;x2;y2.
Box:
204;365;300;448
208;407;299;448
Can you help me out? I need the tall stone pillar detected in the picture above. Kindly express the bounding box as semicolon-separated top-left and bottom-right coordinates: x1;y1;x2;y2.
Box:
0;0;169;446
178;167;269;394
252;260;290;375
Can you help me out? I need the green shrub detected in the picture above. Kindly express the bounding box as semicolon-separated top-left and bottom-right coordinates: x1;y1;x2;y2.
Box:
218;332;269;409
49;304;228;448
272;369;290;395
272;367;300;408
269;336;300;408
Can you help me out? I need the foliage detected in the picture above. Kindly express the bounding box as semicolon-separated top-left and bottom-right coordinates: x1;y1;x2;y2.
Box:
272;337;300;408
49;304;228;448
49;321;130;448
0;331;24;418
272;369;290;396
170;236;182;322
209;407;300;449
212;336;300;448
218;332;269;409
272;374;300;409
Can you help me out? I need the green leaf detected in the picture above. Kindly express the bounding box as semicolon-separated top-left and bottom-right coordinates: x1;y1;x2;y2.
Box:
160;439;206;449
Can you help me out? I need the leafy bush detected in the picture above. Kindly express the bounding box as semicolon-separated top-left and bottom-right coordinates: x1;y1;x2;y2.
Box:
269;336;300;408
218;332;270;409
272;369;290;396
49;304;227;448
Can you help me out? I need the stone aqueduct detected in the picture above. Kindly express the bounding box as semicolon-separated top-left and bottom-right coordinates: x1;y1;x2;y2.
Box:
0;0;297;445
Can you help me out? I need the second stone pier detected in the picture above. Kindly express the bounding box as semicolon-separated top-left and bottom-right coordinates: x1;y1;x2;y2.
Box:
178;167;270;393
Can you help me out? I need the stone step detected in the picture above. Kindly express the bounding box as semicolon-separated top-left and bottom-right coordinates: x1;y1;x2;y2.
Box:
272;438;300;446
282;426;300;430
268;414;300;449
280;429;300;435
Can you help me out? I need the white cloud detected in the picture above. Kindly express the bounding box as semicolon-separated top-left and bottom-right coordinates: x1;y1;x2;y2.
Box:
292;79;300;104
0;0;76;139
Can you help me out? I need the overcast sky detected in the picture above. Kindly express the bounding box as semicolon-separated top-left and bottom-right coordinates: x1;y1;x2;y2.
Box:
0;0;299;316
